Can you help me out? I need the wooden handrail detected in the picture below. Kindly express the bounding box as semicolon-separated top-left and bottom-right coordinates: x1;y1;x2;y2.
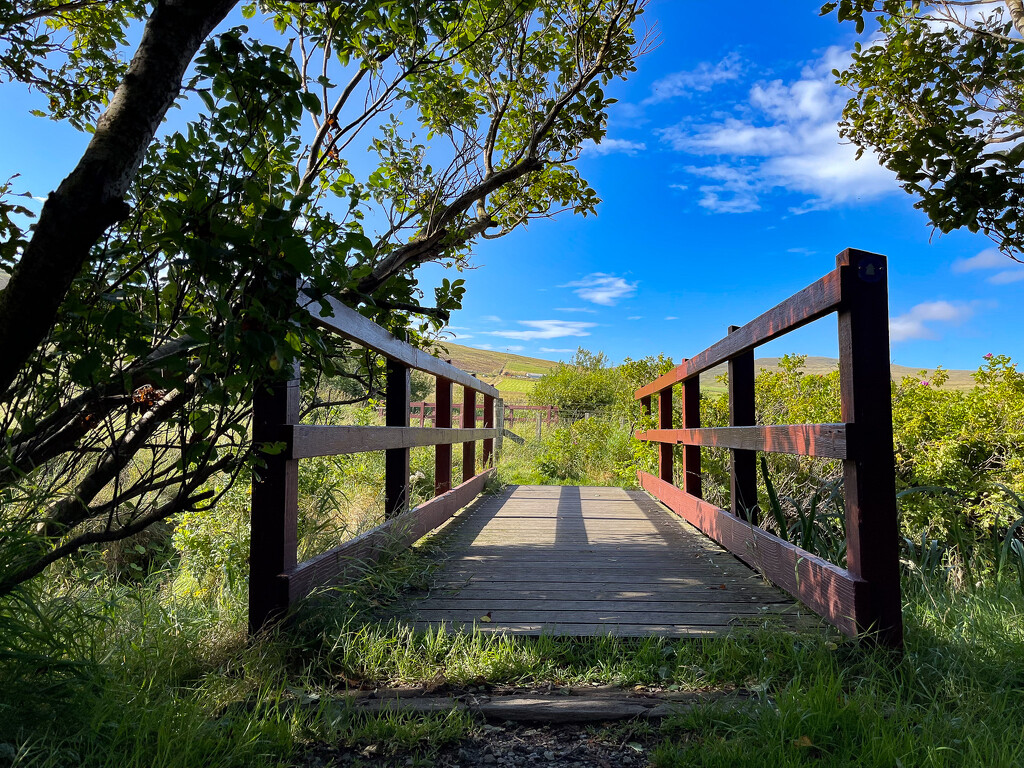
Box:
249;290;502;633
633;248;902;648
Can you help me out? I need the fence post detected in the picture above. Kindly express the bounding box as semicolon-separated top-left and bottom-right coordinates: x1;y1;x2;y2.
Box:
495;397;504;461
385;360;411;518
482;394;495;467
658;385;674;484
462;386;477;483
682;372;702;498
837;248;903;647
249;361;300;634
536;412;542;441
727;326;758;523
435;378;452;495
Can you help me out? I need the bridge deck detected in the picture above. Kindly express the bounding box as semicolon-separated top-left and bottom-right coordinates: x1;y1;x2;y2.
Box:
401;485;815;637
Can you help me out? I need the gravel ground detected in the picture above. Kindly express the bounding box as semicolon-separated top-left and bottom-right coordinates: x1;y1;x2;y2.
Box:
298;720;657;768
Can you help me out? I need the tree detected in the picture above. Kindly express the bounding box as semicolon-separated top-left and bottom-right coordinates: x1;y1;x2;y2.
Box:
0;0;649;595
823;0;1024;261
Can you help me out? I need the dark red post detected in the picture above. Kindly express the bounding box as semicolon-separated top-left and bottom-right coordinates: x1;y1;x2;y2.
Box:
682;373;701;498
837;248;903;648
463;386;477;483
482;394;495;467
249;362;300;634
728;326;758;523
385;360;411;518
435;378;452;495
658;385;674;484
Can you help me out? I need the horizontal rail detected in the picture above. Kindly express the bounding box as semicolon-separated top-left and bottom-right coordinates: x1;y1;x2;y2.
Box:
291;425;500;458
639;472;865;637
635;266;846;399
285;469;494;602
299;289;499;397
634;423;850;459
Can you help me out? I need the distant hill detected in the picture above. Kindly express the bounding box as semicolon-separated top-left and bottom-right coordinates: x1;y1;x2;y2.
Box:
427;344;977;402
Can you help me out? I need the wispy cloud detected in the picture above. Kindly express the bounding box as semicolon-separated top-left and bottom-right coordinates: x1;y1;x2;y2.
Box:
952;248;1024;284
561;273;637;306
582;138;647;156
554;307;598;314
659;47;898;213
541;347;575;353
889;301;973;342
472;342;524;351
642;53;744;105
480;315;502;323
627;315;643;321
482;320;596;341
665;316;680;321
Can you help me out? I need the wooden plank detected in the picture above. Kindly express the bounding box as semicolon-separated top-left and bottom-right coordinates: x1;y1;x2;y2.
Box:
728;325;758;524
837;248;903;647
299;289;498;397
637;471;864;637
412;599;790;613
424;589;788;603
635;267;846;398
409;608;795;623
635;424;850;459
286;468;494;602
249;366;300;633
407;622;732;637
482;394;495;468
435;378;452;495
291;425;500;458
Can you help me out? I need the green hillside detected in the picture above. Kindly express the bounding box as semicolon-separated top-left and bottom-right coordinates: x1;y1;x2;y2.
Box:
426;344;979;401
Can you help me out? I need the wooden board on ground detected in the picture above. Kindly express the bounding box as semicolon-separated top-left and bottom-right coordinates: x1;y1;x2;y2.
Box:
394;485;817;637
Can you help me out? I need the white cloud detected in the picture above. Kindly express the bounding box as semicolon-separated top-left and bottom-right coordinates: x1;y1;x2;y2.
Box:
554;307;598;314
482;320;596;341
659;46;898;213
990;268;1024;284
480;315;502;323
642;53;744;105
540;347;575;353
952;248;1024;284
665;316;680;321
889;301;973;342
472;342;524;351
582;138;647;156
952;248;1006;273
627;316;643;321
561;273;637;306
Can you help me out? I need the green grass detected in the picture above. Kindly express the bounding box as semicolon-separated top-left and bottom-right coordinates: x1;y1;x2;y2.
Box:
2;535;1023;767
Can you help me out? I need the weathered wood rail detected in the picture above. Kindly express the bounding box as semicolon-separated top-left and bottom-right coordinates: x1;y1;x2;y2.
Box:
634;248;903;648
382;402;558;428
249;289;502;633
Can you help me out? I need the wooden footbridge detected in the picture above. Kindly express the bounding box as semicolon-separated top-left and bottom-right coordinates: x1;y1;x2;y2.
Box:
250;249;903;648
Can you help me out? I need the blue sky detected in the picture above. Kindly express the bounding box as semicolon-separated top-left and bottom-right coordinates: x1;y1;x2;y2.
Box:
422;0;1023;371
3;1;1021;372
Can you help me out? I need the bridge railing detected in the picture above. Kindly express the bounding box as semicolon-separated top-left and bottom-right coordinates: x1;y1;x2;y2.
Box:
633;248;903;648
249;289;501;633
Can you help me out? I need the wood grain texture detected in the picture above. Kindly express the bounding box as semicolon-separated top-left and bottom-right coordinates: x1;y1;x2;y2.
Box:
395;485;812;637
290;425;500;458
299;289;498;397
728;327;758;524
635;267;846;399
384;361;411;519
635;424;850;459
285;469;495;602
637;472;864;638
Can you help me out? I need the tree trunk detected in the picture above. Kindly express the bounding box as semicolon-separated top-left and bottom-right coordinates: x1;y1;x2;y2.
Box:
0;0;238;397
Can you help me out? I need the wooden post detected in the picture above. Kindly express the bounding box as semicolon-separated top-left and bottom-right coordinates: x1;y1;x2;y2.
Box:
536;412;542;441
727;325;758;524
462;386;477;483
495;397;504;460
658;385;674;484
435;378;452;495
385;360;411;518
249;362;300;634
837;248;903;648
682;372;702;498
482;394;495;467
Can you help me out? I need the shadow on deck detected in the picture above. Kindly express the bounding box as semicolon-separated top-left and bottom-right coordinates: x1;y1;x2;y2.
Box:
396;485;818;637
